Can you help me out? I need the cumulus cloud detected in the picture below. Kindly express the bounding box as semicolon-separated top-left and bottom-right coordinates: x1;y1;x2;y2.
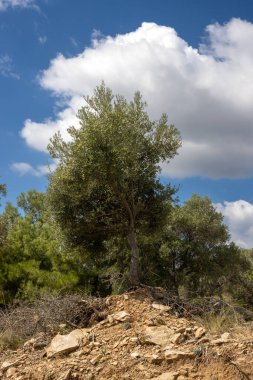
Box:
215;200;253;248
11;162;57;177
0;0;36;11
21;19;253;179
0;55;19;79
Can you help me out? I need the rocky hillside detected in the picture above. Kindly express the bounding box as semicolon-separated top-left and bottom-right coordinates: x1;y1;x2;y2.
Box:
0;287;253;380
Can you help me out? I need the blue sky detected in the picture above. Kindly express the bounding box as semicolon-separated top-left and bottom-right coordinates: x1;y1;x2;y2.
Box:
1;0;253;247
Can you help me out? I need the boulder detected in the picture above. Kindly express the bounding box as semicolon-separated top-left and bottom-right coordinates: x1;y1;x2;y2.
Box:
46;329;88;358
144;326;174;346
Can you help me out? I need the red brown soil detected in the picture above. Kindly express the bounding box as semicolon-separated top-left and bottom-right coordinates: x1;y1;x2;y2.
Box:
1;287;253;380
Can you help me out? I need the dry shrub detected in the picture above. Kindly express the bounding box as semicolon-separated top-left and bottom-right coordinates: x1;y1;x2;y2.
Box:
195;306;244;335
0;293;107;350
230;320;253;340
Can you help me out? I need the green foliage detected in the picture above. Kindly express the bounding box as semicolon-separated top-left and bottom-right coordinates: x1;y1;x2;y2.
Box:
1;87;253;307
47;83;181;285
159;194;247;296
0;190;80;303
0;183;6;199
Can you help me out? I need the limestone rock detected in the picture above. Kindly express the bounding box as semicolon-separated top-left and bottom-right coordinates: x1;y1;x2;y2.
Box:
1;361;14;371
211;332;230;345
144;326;174;346
6;367;17;378
150;354;163;364
1;356;26;372
130;351;141;359
152;303;171;312
109;310;130;322
170;332;184;344
58;369;72;380
23;332;48;351
164;348;194;362
151;372;178;380
23;337;35;349
195;327;206;339
46;329;88;358
90;354;102;365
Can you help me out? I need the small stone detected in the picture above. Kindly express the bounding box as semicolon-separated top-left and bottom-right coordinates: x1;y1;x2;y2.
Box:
90;354;102;365
6;367;17;378
164;349;194;362
195;327;206;339
70;349;84;357
107;315;114;323
23;338;35;349
151;354;163;364
152;303;171;312
105;298;111;306
1;362;13;371
221;332;230;341
58;369;72;380
176;327;186;334
170;333;184;344
150;372;178;380
120;337;130;346
211;332;230;345
130;351;141;359
112;311;130;322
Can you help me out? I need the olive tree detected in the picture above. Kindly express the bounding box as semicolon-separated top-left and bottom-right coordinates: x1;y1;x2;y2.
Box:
47;84;181;286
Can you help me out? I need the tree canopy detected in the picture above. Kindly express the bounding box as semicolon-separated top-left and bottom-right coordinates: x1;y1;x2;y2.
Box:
0;182;6;203
160;194;247;295
47;83;181;286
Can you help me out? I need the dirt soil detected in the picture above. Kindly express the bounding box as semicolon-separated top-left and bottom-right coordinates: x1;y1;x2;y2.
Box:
1;287;253;380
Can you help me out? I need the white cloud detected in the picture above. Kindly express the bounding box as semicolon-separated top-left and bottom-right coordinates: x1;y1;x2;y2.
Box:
70;37;78;48
22;96;83;151
0;0;36;11
38;36;47;45
0;55;20;79
215;200;253;248
21;19;253;179
11;162;57;177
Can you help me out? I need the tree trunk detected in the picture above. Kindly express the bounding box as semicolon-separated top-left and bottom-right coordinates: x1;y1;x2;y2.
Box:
128;228;140;286
171;250;179;296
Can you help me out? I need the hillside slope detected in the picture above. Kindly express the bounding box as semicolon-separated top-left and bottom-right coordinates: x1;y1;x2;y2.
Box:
1;287;253;380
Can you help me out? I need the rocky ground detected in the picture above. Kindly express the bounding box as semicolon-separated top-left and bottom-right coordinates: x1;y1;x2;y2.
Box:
1;287;253;380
